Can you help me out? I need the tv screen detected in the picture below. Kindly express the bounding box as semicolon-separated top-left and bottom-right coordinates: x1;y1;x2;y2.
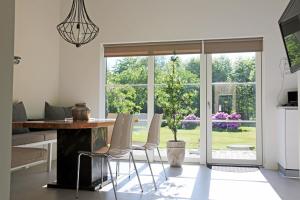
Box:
280;15;300;73
279;0;300;73
285;33;300;68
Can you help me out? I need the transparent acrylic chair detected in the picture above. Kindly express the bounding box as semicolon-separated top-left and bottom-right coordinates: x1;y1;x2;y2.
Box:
76;113;143;200
106;113;118;145
130;114;167;190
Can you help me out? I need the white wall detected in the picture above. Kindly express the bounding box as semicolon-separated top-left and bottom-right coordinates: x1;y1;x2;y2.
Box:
14;0;61;118
0;0;15;198
59;0;296;169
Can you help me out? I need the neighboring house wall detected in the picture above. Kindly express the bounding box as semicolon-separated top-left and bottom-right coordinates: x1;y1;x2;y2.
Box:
0;0;14;199
58;0;297;169
14;0;61;119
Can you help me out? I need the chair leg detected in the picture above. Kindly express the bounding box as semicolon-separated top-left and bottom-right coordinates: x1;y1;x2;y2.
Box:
128;153;131;179
115;160;118;180
157;147;168;180
130;152;143;192
118;160;120;175
101;157;104;188
47;143;53;172
107;158;118;200
115;160;120;187
145;149;157;190
76;153;82;199
115;160;120;178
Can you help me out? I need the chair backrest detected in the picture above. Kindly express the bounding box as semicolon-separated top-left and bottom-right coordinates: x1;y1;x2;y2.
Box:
145;114;163;149
108;113;133;157
106;113;118;145
107;113;118;119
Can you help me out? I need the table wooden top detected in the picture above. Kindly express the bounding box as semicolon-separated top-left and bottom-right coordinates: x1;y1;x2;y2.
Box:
12;119;115;129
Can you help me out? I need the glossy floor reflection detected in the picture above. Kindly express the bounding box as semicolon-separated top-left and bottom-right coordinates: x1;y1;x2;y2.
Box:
11;161;300;200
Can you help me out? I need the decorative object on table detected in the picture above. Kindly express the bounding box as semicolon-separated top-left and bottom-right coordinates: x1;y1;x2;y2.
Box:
71;103;91;121
57;0;99;47
157;55;196;167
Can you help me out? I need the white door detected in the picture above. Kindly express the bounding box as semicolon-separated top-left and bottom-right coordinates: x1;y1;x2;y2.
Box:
206;52;262;166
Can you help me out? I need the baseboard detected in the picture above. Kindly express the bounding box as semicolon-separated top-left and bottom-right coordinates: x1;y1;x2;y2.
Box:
278;164;299;178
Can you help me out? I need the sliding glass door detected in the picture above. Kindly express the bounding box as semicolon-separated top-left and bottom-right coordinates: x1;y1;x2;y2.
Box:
102;39;263;166
207;52;262;165
105;55;202;162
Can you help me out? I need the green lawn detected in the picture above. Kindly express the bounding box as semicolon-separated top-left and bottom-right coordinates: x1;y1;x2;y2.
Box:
132;126;256;150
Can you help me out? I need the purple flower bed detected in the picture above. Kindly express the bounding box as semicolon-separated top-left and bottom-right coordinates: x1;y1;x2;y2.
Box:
181;114;200;130
212;112;241;131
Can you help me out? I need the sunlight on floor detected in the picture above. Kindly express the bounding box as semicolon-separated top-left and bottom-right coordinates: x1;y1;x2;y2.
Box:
11;161;295;200
209;167;281;200
99;163;282;200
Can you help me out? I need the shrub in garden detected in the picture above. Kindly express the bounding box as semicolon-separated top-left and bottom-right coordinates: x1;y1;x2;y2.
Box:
212;112;241;131
181;114;200;129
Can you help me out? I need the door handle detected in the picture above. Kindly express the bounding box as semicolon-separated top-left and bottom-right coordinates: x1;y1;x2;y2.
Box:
207;101;211;109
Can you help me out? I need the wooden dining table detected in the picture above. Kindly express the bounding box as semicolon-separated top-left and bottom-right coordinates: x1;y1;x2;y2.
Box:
13;119;115;191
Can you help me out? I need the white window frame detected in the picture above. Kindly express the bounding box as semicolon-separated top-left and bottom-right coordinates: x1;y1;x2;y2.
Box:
100;43;263;166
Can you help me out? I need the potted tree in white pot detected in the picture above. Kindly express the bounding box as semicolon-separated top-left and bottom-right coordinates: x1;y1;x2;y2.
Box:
157;55;196;167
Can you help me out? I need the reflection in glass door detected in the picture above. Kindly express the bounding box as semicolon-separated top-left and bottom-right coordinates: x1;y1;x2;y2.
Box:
207;52;262;165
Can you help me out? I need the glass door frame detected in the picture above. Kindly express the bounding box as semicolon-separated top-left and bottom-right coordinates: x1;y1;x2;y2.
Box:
206;52;263;166
100;44;263;166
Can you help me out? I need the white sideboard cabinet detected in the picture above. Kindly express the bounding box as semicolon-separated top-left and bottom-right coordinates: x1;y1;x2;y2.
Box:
278;107;299;177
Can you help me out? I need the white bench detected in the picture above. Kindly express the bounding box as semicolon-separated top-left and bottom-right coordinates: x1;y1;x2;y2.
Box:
11;130;57;172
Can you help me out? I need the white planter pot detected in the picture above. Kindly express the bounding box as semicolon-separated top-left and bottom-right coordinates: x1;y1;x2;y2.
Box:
167;140;186;167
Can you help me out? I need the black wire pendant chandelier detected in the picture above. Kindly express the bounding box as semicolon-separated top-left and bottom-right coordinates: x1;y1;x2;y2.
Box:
57;0;99;47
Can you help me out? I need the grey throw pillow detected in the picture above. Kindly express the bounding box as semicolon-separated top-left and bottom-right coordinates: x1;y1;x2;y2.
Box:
12;102;30;134
44;102;72;120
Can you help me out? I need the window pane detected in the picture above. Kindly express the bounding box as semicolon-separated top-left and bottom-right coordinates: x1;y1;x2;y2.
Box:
106;57;148;144
107;56;147;85
154;54;201;160
212;52;256;83
212;84;256;121
106;85;147;114
211;52;257;160
155;55;200;84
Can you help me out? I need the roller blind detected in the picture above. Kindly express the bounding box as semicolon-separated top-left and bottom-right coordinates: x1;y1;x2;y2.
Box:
104;38;263;57
104;41;202;57
204;37;263;54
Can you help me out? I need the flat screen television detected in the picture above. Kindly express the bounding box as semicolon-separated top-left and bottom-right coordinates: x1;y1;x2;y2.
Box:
279;0;300;73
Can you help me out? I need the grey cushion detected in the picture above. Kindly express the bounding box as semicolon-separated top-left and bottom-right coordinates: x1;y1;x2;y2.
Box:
44;102;72;120
12;102;30;134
